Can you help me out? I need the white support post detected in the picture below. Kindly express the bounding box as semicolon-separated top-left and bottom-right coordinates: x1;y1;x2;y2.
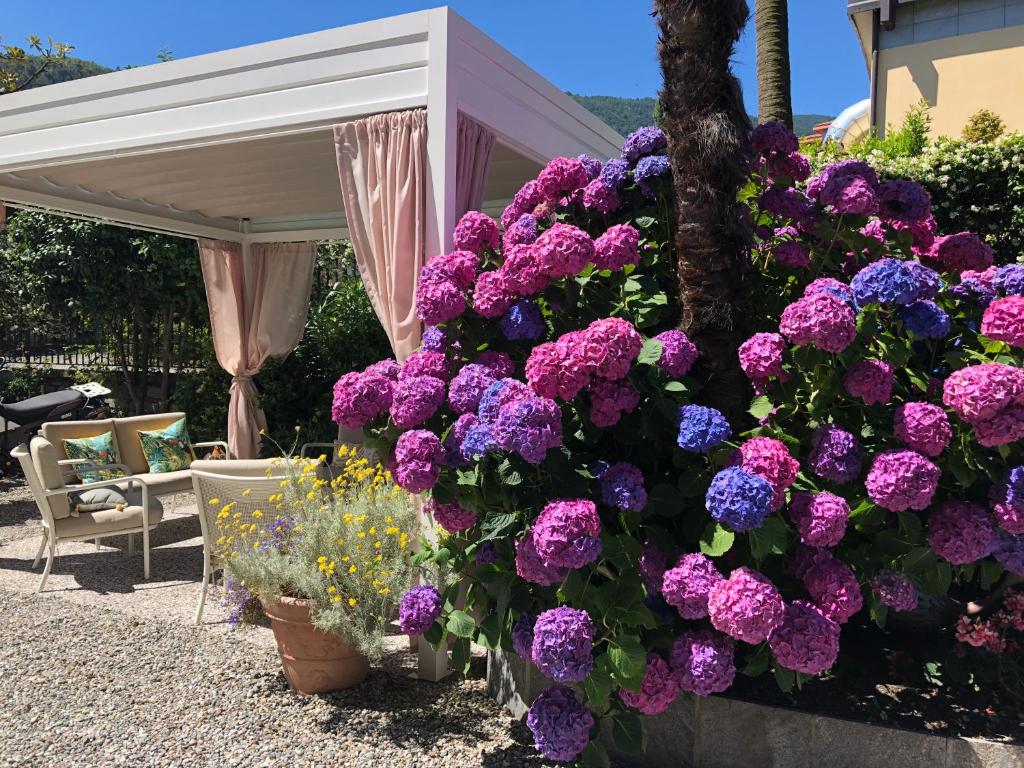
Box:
425;7;459;259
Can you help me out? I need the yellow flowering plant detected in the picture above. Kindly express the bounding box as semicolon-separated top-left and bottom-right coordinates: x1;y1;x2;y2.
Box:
222;446;417;659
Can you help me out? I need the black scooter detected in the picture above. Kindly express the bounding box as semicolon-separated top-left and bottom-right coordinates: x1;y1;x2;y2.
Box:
0;357;113;476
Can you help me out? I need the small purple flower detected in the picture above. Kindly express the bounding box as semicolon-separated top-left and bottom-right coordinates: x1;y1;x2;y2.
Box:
599;462;647;512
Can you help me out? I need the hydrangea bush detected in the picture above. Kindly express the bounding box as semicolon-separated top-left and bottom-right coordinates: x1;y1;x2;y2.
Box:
334;123;1023;764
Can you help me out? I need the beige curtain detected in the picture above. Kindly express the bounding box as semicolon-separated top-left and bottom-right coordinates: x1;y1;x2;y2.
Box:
334;109;427;361
455;114;495;216
198;239;316;459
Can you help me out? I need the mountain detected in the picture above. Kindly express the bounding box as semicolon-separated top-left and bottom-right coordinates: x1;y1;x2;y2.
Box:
570;93;833;139
1;55;112;90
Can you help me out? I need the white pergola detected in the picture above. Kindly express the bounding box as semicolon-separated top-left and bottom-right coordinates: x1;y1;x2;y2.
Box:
0;7;622;254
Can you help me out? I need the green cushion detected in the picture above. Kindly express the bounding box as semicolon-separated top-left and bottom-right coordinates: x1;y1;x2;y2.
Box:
138;417;194;474
62;432;121;483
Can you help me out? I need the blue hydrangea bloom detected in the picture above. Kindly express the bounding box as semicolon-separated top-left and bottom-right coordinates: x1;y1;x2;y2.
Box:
599;462;647;512
599;158;629;190
477;378;531;422
994;264;1024;297
705;466;774;532
898;300;950;339
906;261;943;300
952;277;996;306
460;422;495;461
621;125;668;165
677;405;732;453
635;155;670;198
1007;466;1024;508
500;300;545;340
421;326;446;353
851;258;921;306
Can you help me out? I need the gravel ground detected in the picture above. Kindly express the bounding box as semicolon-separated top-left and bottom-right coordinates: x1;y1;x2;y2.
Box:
0;477;555;768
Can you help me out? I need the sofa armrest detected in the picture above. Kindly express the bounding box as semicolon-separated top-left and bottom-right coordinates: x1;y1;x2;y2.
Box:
47;474;149;496
193;440;231;460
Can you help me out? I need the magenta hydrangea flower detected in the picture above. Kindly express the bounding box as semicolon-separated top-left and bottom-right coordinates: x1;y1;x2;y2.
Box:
536;156;589;202
587;378;641;428
415;276;465;325
751;120;800;156
808;424;863;483
789;491;849;548
389;376;445;429
420;250;480;289
391;429;444;493
532;499;602;569
928;501;996;565
843;359;894;405
865;450;940;512
893;402;952;456
812;160;880;215
593;223;640;271
475;350;516;380
531;607;595;682
472;270;515;319
532;223;595;279
930;231;994;272
779;293;857;353
670;628;736;696
655;330;699;378
878;179;931;224
981;296;1024;348
942;363;1024;423
525;338;589;401
500;243;548;296
599;462;647;512
775;241;810;269
729;437;800;511
707;567;785;644
581;178;622;215
795;547;863;624
452;211;499;254
444;412;478;467
399;350;450;382
804;276;857;308
425;497;477;533
974;404;1024;448
526;686;594;763
365;358;400;380
738;332;786;385
662;553;724;620
447;363;497;415
872;571;918;612
639;543;668;593
515;532;569;586
619;653;681;715
492;395;564;464
398;584;443;635
768;600;841;675
574;317;643;381
331;371;393;429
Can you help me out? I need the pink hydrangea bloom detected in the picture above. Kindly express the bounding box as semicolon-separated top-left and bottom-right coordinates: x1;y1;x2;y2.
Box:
389;376;446;429
500;244;548;296
655;330;699;378
420;250;480;289
532;500;602;569
536;156;589;202
738;332;786;384
391;429;444;493
399;350;450;382
662;553;724;619
587;378;641;428
728;437;799;511
415;277;466;325
942;363;1024;423
843;359;894;405
472;270;515;319
525;337;589;401
973;404;1024;447
779;293;857;353
707;567;786;644
669;628;736;696
515;532;569;586
796;547;864;624
476;351;516;380
532;223;595;279
865;450;940;512
426;498;477;533
768;600;840;675
502;180;542;229
574;318;643;380
893;402;952;456
928;501;996;565
581;178;622;215
366;359;400;380
331;371;393;429
930;231;993;272
789;491;849;548
619;653;680;715
981;296;1024;348
593;223;640;271
452;211;499;254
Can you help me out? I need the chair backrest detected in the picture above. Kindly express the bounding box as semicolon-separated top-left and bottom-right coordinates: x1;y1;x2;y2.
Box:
191;469;289;565
41;418;118;465
112;412;187;474
13;440;68;524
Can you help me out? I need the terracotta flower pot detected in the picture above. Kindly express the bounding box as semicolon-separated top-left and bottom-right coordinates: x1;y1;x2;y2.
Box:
261;596;369;695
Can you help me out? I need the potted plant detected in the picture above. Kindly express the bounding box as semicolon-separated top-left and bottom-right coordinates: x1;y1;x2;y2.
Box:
223;448;416;694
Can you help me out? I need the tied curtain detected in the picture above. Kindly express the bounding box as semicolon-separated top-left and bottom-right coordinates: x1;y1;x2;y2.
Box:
334;110;495;361
198;240;316;459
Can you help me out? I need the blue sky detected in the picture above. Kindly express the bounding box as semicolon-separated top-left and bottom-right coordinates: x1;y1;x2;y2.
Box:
4;1;868;116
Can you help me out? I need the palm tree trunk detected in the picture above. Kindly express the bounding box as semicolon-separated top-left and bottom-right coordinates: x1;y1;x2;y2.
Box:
755;0;793;129
655;0;755;424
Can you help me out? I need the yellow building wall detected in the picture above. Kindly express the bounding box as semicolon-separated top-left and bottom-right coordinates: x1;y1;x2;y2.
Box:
877;25;1024;138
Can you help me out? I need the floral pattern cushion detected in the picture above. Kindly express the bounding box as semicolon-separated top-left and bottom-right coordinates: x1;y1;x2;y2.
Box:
138;417;194;474
62;432;121;483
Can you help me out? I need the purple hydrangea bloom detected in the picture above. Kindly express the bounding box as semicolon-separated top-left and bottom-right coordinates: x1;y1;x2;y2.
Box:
599;157;630;190
899;300;950;339
331;371;394;429
448;364;498;415
794;547;864;624
398;584;443;635
662;552;724;619
512;612;537;660
708;567;786;644
532;499;602;568
476;349;516;379
805;277;858;311
500;300;545;341
635;154;670;198
391;429;444;493
526;686;594;763
459;421;496;461
677;405;732;453
599;462;648;512
656;330;699;378
851;258;921;306
789;491;849;548
1006;466;1024;508
807;160;880;215
872;571;919;612
928;501;996;564
515;532;569;586
621;125;667;165
389;376;446;429
530;607;595;682
576;154;603;180
760;187;813;220
992;532;1024;576
492;395;564;464
706;466;774;532
994;264;1024;297
808;425;863;483
878;179;931;223
475;541;497;565
420;326;446;353
670;628;736;696
865;450;941;512
906;261;943;299
750;120;800;156
768;600;841;675
445;412;478;466
503;213;538;250
477;378;532;422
